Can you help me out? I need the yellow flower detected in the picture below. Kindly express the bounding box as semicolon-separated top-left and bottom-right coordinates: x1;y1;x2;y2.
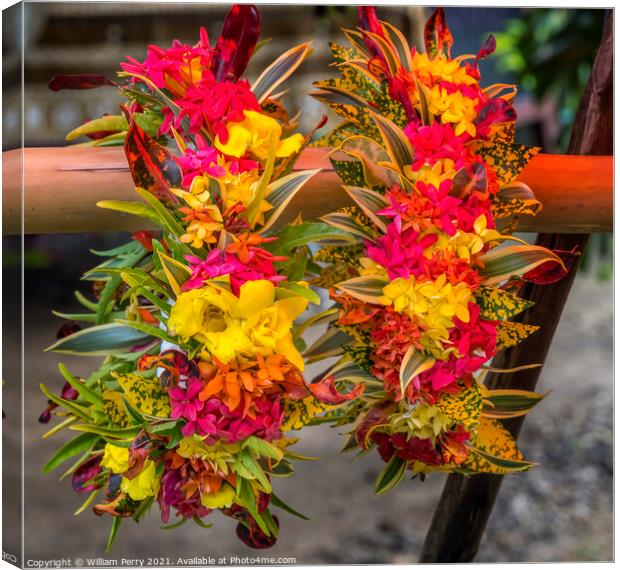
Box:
452;215;503;261
177;436;240;475
389;403;452;440
101;444;130;474
380;274;472;352
121;459;160;501
426;85;478;137
200;483;236;509
215;110;304;160
168;280;308;369
405;158;456;188
413;52;477;86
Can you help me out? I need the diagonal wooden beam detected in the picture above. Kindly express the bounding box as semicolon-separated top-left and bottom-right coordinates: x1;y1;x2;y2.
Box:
419;10;613;563
2;146;612;235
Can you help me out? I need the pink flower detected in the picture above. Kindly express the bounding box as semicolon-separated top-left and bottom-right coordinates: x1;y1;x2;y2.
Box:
198;397;284;444
175;78;261;140
404;121;469;171
178;135;226;187
169;377;205;422
120;28;213;97
365;222;438;280
182;247;286;296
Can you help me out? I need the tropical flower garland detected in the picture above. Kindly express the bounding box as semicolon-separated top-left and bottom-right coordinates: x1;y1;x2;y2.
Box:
306;7;571;492
41;5;345;551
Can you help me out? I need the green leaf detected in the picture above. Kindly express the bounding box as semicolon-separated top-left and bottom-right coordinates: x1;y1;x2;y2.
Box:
479;245;565;285
336;275;389;304
155;250;191;297
483;389;547;419
266;222;355;257
237;479;271;536
252;42;312;103
58;363;104;407
105;517;122;554
115;319;178;345
134;187;186;239
375;455;407;495
97;200;162;227
261;169;320;232
192;516;213;529
39;384;93;421
42;432;99;473
303;326;350;363
161;518;189;530
343;185;389;231
269;493;309;520
66;115;128;141
320;211;375;240
475;285;534;321
495;321;539;350
242;436;284;462
399;346;436;397
44;323;154;356
371;111;414;171
277;281;320;305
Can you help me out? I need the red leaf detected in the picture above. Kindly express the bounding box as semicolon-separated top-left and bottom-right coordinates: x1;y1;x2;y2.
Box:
424;8;454;59
450;162;488;200
124;118;181;203
131;230;155;252
358;6;386;58
476;34;497;61
355;402;395;450
523;249;579;284
212;4;261;81
72;456;103;493
48;74;113;91
308;375;364;405
475;98;517;138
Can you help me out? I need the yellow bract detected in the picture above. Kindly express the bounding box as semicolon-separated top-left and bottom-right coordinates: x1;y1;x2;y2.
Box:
426;86;478;137
215;110;304;160
121;459;160;501
412;52;477;87
101;443;130;474
168;279;308;370
388;402;452;440
380;274;472;351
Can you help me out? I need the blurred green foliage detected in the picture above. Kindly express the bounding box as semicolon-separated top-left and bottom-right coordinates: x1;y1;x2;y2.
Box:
494;8;605;152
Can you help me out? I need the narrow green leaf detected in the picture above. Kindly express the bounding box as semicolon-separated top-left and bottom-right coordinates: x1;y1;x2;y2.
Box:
375;455;407;495
42;432;99;473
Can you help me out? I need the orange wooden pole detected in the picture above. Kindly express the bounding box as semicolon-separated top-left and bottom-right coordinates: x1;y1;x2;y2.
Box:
2;146;612;235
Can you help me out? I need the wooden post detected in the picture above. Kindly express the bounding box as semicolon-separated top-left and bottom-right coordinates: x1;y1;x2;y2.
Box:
419;12;612;563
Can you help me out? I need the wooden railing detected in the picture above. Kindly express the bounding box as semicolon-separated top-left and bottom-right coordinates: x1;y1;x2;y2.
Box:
2;12;612;564
2;147;612;235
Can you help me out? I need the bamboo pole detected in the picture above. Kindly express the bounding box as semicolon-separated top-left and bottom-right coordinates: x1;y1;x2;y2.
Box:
419;11;613;563
2;146;613;235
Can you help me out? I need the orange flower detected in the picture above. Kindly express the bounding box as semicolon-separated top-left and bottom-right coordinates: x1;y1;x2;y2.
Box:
198;354;304;417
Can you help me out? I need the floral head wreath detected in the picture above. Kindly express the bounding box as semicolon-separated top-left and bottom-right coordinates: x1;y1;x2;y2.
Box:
41;4;343;551
306;7;570;491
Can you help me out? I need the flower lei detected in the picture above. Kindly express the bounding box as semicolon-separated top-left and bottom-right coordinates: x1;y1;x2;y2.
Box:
307;7;570;491
41;5;334;551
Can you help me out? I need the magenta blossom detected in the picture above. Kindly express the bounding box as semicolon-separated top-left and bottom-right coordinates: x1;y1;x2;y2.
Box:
182;249;286;296
169;377;205;422
404;121;469;171
365;222;438;280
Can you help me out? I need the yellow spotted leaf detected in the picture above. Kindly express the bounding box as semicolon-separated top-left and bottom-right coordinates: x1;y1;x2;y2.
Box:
476;286;534;321
495;321;539;351
281;397;332;431
436;382;483;432
102;390;131;428
477;142;540;185
465;417;533;474
113;372;170;418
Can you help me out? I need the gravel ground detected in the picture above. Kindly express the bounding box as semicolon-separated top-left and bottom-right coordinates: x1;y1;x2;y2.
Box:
3;269;612;564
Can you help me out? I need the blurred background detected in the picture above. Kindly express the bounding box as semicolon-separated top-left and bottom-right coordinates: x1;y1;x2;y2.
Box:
2;3;612;563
